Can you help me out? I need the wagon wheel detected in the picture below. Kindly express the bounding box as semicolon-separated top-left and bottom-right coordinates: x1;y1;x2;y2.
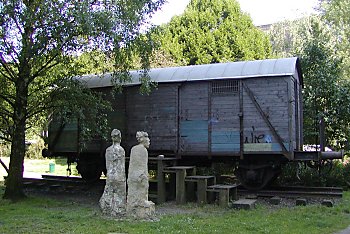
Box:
235;166;281;191
76;155;102;182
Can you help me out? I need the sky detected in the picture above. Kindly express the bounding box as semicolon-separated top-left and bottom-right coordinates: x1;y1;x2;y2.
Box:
151;0;320;26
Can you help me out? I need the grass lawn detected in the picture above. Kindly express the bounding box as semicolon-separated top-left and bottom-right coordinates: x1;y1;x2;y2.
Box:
1;158;350;233
0;183;350;233
0;157;79;180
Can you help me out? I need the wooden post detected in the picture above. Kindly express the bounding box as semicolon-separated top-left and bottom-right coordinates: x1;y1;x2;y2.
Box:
176;169;186;204
219;190;229;208
197;179;208;204
157;155;166;204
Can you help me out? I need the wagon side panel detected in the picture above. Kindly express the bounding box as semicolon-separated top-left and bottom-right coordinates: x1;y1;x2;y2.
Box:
179;82;209;155
125;84;178;153
48;116;79;154
210;80;240;154
242;76;292;155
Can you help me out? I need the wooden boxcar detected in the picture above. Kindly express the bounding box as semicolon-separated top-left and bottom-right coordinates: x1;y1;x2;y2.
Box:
45;57;342;189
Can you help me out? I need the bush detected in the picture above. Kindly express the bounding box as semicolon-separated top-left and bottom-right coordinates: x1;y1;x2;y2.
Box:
0;143;10;157
276;158;350;188
25;138;45;159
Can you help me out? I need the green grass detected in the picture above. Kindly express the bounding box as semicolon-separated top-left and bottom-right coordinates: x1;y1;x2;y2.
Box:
1;182;350;234
1;158;350;233
0;157;79;181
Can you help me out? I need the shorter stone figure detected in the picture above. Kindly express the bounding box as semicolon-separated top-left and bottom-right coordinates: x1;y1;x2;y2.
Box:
99;129;126;218
127;131;155;220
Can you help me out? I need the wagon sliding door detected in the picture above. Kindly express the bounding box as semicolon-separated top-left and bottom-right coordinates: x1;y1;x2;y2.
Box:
210;80;240;155
179;82;209;155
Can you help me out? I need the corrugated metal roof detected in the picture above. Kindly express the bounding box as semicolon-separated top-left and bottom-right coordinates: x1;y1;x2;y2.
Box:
79;57;302;88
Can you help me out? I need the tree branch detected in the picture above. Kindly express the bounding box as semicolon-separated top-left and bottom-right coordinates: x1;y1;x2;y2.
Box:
12;11;24;35
0;134;11;143
0;69;13;81
0;53;17;82
1;37;20;64
0;93;15;108
31;58;60;81
26;103;56;119
0;108;13;118
0;158;9;175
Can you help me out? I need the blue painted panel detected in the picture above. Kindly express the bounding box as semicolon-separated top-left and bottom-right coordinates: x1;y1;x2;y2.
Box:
211;131;240;153
211;131;240;144
181;120;209;130
180;120;208;143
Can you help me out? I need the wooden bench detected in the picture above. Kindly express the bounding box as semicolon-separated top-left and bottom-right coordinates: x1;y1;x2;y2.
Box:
163;166;196;204
207;184;239;207
185;175;216;204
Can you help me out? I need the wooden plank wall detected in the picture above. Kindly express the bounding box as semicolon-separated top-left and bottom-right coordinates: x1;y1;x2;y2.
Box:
179;82;209;154
243;77;290;152
125;84;178;153
210;93;240;153
103;75;299;156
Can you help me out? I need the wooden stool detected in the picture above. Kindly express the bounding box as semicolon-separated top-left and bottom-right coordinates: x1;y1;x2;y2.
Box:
207;184;239;207
163;166;196;204
185;175;216;204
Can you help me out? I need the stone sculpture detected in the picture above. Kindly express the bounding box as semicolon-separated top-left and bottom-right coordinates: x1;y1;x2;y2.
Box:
127;131;155;220
99;129;126;218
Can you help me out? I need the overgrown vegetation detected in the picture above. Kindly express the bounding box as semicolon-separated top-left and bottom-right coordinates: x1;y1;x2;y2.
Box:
0;182;350;233
276;158;350;188
269;0;350;150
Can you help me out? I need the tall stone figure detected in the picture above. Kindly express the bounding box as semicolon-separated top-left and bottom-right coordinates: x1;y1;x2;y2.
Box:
127;131;155;220
99;129;126;218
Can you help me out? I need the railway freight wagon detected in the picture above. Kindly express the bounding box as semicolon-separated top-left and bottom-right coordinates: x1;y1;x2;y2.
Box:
44;57;342;189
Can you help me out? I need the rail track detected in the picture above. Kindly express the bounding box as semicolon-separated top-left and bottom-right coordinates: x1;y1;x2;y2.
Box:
238;185;343;198
23;175;105;192
22;175;343;200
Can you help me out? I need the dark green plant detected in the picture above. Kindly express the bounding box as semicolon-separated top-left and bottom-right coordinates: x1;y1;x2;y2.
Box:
269;15;350;150
276;158;350;188
153;0;271;66
24;138;45;159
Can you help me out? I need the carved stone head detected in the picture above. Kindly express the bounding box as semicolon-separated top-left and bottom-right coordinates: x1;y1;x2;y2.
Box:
111;129;121;144
136;131;150;149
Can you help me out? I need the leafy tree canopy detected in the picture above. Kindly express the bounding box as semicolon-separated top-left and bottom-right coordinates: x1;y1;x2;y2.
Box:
322;0;350;77
269;12;350;149
0;0;164;200
153;0;271;66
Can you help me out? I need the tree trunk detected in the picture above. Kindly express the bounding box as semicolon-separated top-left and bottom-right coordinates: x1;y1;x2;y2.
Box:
3;77;29;201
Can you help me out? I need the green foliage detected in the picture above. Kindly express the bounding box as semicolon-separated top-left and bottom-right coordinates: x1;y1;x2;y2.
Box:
277;159;350;188
0;0;165;200
153;0;271;66
0;143;10;158
73;50;114;75
269;15;350;149
24;138;45;159
323;0;350;77
297;17;349;148
1;184;350;233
